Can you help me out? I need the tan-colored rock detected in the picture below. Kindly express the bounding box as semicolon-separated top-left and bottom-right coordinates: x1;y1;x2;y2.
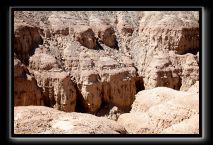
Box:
79;70;102;113
179;54;199;91
187;81;199;94
90;17;117;48
118;87;199;134
100;68;137;110
14;22;43;64
62;47;142;113
130;11;199;90
32;71;77;112
48;14;69;35
143;55;182;89
74;25;96;49
14;11;200;134
139;11;199;54
117;112;153;134
131;87;198;112
161;114;199;134
117;13;134;36
29;53;58;71
14;106;126;134
14;58;43;106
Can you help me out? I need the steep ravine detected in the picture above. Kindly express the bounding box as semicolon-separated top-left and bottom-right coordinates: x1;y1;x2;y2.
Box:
14;11;199;134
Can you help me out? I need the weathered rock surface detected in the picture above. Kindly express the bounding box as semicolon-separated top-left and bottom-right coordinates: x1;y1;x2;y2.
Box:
117;87;199;134
48;13;70;35
14;22;43;65
161;114;199;134
74;25;96;49
14;106;126;134
187;81;199;94
130;11;199;90
14;11;200;134
14;57;43;106
89;16;118;48
58;37;142;113
28;52;77;112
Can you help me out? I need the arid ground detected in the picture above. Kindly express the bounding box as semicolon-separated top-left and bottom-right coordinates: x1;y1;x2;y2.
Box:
14;11;199;134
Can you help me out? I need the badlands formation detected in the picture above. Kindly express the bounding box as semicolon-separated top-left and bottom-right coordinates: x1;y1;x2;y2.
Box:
14;11;199;134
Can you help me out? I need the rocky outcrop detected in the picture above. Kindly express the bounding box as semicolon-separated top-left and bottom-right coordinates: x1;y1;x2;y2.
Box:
177;54;199;91
74;25;97;49
14;58;43;106
131;87;198;113
130;11;199;90
48;14;70;35
14;22;43;65
142;55;182;89
139;12;199;54
89;16;117;48
62;46;142;113
32;71;77;112
14;106;126;134
29;53;58;71
29;52;77;112
13;11;200;134
117;87;199;134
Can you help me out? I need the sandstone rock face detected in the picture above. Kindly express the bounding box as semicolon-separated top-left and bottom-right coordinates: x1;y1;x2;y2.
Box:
63;47;141;113
60;38;142;113
14;106;126;134
32;71;77;112
14;11;200;134
14;22;43;64
117;87;199;134
29;52;77;112
74;26;96;49
14;58;43;106
142;55;182;89
89;16;117;48
29;53;58;71
130;11;199;90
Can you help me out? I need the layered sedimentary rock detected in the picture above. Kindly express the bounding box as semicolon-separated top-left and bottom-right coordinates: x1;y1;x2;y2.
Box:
63;46;141;113
29;52;77;112
14;57;43;106
14;106;126;134
130;11;199;90
13;11;200;134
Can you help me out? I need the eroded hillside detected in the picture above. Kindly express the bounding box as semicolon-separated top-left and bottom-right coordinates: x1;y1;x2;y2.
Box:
14;11;199;134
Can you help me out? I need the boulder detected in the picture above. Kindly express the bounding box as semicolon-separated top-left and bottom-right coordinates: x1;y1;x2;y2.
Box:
117;87;199;134
131;87;198;112
161;114;199;134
